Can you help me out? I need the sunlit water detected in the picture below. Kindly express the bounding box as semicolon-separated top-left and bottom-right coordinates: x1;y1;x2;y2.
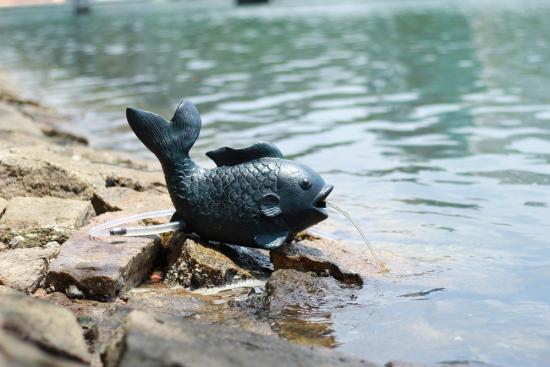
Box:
1;1;550;365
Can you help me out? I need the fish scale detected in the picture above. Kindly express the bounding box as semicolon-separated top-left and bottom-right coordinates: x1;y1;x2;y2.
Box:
171;158;281;224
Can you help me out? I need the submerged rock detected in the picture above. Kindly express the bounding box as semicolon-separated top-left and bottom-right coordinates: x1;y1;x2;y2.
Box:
0;292;90;366
126;286;209;318
0;241;60;293
165;232;253;288
0;196;95;248
264;269;356;314
270;238;363;286
263;269;358;348
112;310;376;367
47;212;161;301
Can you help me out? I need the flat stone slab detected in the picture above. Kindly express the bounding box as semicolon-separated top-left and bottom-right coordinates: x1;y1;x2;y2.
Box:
91;186;172;216
0;145;165;206
47;212;161;301
271;238;363;286
0;285;21;295
0;292;90;366
0;242;60;293
0;149;94;200
0;145;165;200
0;196;94;247
113;310;377;367
165;232;253;288
0;103;43;136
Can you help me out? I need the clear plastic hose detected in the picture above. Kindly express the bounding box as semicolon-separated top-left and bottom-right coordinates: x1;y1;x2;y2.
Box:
88;209;185;239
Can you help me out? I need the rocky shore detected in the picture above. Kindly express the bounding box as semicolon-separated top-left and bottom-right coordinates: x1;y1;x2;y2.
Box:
0;67;419;367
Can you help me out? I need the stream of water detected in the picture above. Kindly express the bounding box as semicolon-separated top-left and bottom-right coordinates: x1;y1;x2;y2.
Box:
1;1;549;365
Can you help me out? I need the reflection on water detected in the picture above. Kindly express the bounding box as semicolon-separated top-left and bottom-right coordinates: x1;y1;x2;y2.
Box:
1;0;550;366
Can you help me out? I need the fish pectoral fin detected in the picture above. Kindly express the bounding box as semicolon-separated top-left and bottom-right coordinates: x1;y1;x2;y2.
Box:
260;193;282;217
205;142;283;167
254;232;290;250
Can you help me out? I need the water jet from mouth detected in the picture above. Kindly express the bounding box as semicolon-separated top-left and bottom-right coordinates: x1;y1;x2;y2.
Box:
326;202;388;273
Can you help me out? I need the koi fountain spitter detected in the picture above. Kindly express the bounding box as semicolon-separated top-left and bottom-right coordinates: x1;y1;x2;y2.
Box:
125;99;333;250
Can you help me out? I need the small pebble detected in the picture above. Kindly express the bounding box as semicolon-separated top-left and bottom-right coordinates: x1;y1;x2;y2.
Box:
150;271;164;283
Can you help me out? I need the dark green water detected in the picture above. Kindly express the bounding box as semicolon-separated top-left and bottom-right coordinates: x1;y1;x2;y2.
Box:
1;1;550;365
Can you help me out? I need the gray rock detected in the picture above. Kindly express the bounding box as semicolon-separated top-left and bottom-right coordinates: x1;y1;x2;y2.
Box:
0;148;93;200
125;286;208;318
15;102;89;145
0;144;165;202
0;293;90;365
264;269;356;314
47;212;161;301
0;331;87;367
271;239;363;286
0;196;95;247
297;234;381;277
0;285;22;295
165;232;252;288
0;242;60;293
113;310;377;367
91;186;172;216
263;269;358;348
0;103;43;136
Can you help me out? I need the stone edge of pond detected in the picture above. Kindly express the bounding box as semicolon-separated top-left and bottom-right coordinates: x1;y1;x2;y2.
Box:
0;66;443;367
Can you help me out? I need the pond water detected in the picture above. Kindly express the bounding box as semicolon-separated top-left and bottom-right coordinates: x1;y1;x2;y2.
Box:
1;0;549;365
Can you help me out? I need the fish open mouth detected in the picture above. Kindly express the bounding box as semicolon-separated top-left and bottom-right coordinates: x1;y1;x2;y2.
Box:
314;184;334;209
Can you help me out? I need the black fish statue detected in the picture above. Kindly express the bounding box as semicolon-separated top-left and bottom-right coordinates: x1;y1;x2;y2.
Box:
126;99;333;250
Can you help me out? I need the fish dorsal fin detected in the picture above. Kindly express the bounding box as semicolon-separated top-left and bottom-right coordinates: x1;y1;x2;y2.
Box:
205;142;283;167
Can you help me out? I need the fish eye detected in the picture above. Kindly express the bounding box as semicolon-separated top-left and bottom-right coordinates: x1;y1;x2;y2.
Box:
300;178;312;190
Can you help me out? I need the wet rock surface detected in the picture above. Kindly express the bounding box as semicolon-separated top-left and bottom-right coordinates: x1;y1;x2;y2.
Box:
125;286;209;317
264;269;356;313
165;232;254;288
262;269;359;348
115;310;377;367
47;213;161;301
271;238;363;286
0;292;91;366
0;69;428;367
299;234;381;277
0;241;60;293
0;196;95;248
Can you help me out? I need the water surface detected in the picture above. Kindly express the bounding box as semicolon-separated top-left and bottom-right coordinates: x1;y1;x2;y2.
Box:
1;1;549;365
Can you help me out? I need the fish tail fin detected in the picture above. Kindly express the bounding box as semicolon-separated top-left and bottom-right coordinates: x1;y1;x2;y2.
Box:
126;99;201;164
